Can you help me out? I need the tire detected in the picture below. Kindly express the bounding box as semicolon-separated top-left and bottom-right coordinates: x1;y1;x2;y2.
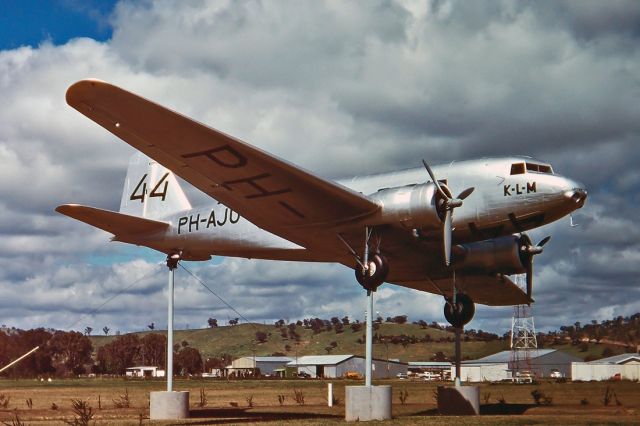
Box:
443;294;475;328
355;254;388;291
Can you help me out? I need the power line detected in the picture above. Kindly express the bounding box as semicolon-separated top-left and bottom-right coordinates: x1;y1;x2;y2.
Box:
179;263;258;332
63;264;163;331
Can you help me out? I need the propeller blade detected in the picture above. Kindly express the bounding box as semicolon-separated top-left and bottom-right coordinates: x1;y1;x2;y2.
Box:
457;187;475;200
444;209;452;266
526;256;533;302
422;159;448;199
538;235;551;247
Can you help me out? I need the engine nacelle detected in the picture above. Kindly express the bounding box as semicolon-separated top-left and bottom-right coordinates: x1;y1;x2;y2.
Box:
368;183;443;229
453;234;527;274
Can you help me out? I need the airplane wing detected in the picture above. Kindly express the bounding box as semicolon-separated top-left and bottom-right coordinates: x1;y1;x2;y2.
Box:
394;274;531;306
66;80;379;253
56;204;168;240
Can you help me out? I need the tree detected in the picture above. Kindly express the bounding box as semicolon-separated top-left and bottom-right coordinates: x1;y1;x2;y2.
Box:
175;347;203;375
96;334;140;374
140;333;165;366
342;316;350;325
148;322;155;331
228;318;239;326
392;315;408;324
255;331;268;343
48;331;93;376
103;326;110;336
207;318;218;328
84;327;92;336
350;323;362;333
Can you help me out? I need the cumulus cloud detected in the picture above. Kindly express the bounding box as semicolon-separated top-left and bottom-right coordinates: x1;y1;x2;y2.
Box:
0;1;638;335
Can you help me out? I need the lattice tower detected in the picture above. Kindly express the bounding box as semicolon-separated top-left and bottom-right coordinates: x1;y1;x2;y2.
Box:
509;275;537;379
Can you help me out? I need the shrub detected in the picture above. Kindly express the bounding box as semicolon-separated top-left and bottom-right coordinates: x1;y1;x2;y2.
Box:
113;388;130;409
293;389;305;405
398;389;409;405
63;399;94;426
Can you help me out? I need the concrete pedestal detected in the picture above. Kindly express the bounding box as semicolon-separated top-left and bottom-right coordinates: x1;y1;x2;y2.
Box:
437;385;479;415
345;385;392;421
150;391;190;420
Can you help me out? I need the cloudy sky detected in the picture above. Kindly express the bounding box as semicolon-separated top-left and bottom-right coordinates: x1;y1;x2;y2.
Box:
1;0;638;337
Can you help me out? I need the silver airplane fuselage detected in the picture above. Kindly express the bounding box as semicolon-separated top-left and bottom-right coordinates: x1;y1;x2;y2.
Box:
126;156;586;264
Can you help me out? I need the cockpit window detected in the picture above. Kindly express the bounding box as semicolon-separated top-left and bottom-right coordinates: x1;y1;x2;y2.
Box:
526;162;553;174
511;162;553;175
510;163;525;175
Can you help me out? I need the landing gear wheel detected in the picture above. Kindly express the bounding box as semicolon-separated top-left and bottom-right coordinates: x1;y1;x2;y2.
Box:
355;254;388;292
444;293;475;328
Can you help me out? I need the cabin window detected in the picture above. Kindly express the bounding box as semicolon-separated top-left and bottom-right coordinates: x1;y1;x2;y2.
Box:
510;163;525;175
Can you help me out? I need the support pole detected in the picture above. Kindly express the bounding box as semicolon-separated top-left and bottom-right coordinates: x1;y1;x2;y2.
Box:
365;289;373;387
454;327;461;387
166;254;180;392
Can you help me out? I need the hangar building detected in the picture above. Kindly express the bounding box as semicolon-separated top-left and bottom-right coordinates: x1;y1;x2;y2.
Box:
226;356;293;377
572;353;640;381
457;349;581;382
288;354;407;379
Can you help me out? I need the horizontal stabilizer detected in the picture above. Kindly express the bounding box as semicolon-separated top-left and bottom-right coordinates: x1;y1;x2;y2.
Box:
56;204;169;238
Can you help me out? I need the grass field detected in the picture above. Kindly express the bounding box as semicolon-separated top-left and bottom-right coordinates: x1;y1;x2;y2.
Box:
1;378;638;424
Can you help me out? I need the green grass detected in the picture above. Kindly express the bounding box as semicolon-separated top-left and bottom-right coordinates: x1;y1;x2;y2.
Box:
90;323;628;364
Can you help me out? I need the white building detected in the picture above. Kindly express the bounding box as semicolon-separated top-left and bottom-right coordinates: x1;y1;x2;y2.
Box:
456;362;510;382
226;356;294;377
125;366;165;378
288;354;407;379
455;349;581;382
572;353;640;381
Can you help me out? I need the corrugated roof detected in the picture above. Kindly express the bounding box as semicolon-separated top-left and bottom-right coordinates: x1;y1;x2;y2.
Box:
408;361;452;367
254;356;294;363
288;355;354;366
468;349;557;363
587;353;640;365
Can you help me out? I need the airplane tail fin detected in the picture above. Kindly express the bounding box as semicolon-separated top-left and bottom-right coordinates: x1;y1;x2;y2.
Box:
119;152;191;219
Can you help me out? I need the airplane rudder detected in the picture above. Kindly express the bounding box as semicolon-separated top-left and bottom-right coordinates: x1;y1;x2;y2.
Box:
119;152;191;219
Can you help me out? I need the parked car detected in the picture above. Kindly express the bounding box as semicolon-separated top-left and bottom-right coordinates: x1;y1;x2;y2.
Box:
297;372;311;378
419;372;441;381
396;373;408;379
549;370;563;379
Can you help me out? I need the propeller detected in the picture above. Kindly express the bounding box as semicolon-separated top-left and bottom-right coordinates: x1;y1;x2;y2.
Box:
422;160;475;266
519;234;551;302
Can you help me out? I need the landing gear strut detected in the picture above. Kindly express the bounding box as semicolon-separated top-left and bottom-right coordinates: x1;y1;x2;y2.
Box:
444;293;475;328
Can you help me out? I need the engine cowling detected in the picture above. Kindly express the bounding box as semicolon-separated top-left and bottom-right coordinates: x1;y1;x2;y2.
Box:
368;183;446;230
453;234;528;274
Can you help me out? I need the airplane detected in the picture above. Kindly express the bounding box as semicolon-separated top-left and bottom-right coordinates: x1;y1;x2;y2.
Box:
56;79;588;328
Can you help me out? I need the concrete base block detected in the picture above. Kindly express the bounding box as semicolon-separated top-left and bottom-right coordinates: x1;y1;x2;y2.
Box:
150;391;190;420
345;385;392;421
437;385;480;415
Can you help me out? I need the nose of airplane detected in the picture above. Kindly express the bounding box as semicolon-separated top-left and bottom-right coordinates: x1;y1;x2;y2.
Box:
563;179;588;206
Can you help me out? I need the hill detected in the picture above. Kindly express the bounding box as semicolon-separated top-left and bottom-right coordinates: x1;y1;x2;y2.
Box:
89;312;640;364
89;322;509;363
